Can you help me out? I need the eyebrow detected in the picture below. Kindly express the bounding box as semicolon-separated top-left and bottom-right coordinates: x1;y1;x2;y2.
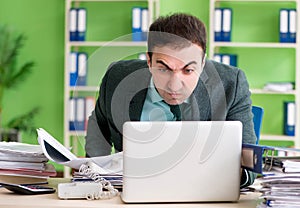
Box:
156;60;198;71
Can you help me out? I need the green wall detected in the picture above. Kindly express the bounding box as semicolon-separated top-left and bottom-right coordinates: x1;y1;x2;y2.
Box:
0;0;65;144
0;0;296;171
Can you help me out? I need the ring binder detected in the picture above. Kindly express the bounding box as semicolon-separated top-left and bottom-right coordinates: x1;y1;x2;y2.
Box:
242;144;300;174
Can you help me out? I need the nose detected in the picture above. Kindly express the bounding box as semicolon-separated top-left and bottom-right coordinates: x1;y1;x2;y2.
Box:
167;72;182;92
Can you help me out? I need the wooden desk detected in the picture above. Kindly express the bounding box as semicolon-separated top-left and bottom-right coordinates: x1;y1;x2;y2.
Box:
0;178;261;208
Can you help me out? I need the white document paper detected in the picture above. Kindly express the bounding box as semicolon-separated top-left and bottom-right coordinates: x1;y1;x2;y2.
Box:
36;128;123;174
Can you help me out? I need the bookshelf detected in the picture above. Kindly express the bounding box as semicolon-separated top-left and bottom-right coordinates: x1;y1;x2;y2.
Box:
209;0;300;147
63;0;160;177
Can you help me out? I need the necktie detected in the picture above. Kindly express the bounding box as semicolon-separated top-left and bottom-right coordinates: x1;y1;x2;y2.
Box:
169;104;182;121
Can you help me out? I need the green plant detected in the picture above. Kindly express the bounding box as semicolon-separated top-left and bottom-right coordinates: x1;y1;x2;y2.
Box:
0;24;39;137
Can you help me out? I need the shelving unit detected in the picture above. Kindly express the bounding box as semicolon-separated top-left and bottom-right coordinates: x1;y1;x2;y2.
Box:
63;0;160;177
209;0;300;147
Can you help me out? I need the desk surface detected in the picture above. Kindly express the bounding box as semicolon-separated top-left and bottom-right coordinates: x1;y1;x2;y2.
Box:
0;178;261;208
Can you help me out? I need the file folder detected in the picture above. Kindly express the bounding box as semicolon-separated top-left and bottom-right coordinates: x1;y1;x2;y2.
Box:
222;8;232;42
214;8;222;41
279;9;289;43
77;8;86;41
141;8;148;41
69;98;76;131
284;101;295;136
69;8;77;41
289;9;296;43
132;7;142;41
69;52;78;86
77;52;87;86
75;97;85;131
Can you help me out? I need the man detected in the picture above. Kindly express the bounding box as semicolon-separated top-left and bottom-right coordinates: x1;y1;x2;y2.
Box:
85;13;256;188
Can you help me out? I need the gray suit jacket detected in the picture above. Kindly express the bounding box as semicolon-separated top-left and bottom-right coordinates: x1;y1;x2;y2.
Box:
86;59;256;157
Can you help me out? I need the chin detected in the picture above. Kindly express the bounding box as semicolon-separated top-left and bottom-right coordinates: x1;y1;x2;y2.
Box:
165;99;184;105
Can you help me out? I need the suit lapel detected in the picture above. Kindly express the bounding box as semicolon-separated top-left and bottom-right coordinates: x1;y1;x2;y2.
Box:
129;88;148;121
127;67;151;121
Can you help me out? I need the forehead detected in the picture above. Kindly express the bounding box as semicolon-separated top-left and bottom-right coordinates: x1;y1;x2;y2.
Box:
151;44;204;64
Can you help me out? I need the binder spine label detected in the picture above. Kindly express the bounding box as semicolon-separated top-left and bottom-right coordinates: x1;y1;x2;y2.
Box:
222;8;232;42
214;8;222;41
77;8;86;41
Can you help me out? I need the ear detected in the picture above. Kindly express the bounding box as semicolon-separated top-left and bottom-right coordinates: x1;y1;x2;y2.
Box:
146;52;152;72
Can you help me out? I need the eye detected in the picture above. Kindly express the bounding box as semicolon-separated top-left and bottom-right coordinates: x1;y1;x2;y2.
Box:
183;68;194;74
158;68;169;73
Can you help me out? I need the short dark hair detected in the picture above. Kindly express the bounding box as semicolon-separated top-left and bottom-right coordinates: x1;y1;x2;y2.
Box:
147;13;207;58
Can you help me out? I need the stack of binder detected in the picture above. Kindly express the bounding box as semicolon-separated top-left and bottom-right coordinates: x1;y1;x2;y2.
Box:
132;7;148;41
69;96;95;131
69;8;87;41
213;53;237;67
69;52;88;87
279;9;297;43
214;8;232;42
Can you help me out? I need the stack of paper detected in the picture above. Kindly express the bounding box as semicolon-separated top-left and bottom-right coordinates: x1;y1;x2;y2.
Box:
263;82;294;92
0;142;57;184
256;174;300;207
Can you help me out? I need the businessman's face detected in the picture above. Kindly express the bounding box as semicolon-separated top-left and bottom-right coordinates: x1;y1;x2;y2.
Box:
147;44;205;105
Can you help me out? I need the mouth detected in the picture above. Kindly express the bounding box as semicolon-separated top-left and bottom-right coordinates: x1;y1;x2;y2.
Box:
167;92;183;100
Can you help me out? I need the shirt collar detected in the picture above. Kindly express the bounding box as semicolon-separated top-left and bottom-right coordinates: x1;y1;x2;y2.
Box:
148;78;190;104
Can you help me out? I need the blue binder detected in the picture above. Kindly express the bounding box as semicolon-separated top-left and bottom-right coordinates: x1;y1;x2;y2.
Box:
214;8;222;41
69;8;77;41
222;8;232;42
69;97;76;131
75;97;85;131
288;9;297;43
279;9;289;43
242;143;274;174
69;52;78;86
76;8;87;41
213;54;222;63
141;8;148;41
132;7;142;41
213;53;237;67
284;101;295;136
76;52;87;86
222;54;237;66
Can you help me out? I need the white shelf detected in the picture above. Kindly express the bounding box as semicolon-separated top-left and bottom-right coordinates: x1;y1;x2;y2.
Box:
71;0;150;2
261;134;296;141
68;41;147;47
69;131;86;136
250;89;297;95
213;42;297;48
215;0;297;2
209;0;300;148
63;0;160;178
69;86;99;92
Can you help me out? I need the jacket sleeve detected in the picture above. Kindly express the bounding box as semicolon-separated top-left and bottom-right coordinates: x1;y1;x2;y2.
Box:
85;110;112;157
85;63;114;157
227;69;257;188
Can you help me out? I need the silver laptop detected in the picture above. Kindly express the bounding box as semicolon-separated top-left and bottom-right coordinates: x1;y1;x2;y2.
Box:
121;121;242;203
